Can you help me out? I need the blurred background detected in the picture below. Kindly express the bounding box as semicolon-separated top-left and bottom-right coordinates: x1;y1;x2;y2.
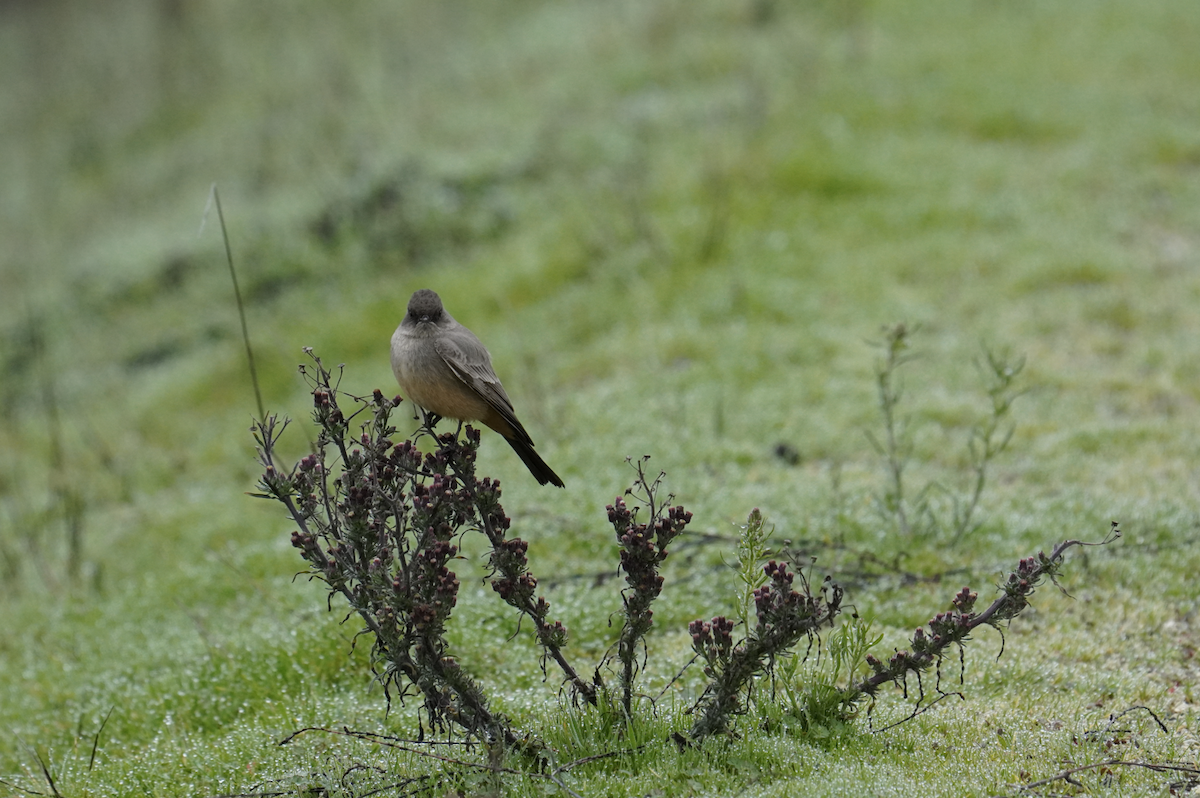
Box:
4;0;1200;611
4;0;1200;631
2;0;1199;790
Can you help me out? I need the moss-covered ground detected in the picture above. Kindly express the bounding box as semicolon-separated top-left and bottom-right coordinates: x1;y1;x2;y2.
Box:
2;1;1199;795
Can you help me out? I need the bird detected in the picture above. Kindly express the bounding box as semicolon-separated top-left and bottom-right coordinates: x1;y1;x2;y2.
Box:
390;288;565;487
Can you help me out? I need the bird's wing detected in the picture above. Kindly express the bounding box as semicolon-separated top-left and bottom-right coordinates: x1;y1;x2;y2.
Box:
434;331;533;444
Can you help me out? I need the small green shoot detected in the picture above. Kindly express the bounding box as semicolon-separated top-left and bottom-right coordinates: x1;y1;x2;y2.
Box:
733;508;772;631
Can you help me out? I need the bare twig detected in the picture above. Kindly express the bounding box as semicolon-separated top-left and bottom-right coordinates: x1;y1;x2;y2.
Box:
1085;705;1170;741
1003;759;1200;795
278;727;605;798
205;183;264;421
868;691;964;733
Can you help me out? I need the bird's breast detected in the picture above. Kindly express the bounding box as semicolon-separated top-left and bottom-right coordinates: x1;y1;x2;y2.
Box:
390;327;491;421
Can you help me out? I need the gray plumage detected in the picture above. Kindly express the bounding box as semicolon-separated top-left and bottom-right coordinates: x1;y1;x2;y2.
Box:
391;289;564;487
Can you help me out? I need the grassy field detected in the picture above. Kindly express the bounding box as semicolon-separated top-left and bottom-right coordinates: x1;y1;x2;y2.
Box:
2;0;1199;795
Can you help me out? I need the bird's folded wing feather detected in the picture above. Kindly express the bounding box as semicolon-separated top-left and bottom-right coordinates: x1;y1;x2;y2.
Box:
434;335;533;444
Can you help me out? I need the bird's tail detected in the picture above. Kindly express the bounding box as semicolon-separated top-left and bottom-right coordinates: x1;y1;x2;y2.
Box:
505;436;565;488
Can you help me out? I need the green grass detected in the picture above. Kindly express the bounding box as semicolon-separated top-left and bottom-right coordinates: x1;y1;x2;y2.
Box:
3;0;1200;795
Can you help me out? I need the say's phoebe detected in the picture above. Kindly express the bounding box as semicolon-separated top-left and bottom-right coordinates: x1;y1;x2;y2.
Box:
390;289;565;488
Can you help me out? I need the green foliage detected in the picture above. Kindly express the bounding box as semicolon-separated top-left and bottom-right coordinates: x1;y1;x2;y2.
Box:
2;0;1200;795
949;346;1026;542
867;324;1027;543
733;507;773;631
766;614;883;743
866;323;925;538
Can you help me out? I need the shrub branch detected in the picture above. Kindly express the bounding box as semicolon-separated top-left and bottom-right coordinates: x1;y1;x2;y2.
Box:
252;350;593;746
607;457;692;717
688;558;844;739
847;524;1121;709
